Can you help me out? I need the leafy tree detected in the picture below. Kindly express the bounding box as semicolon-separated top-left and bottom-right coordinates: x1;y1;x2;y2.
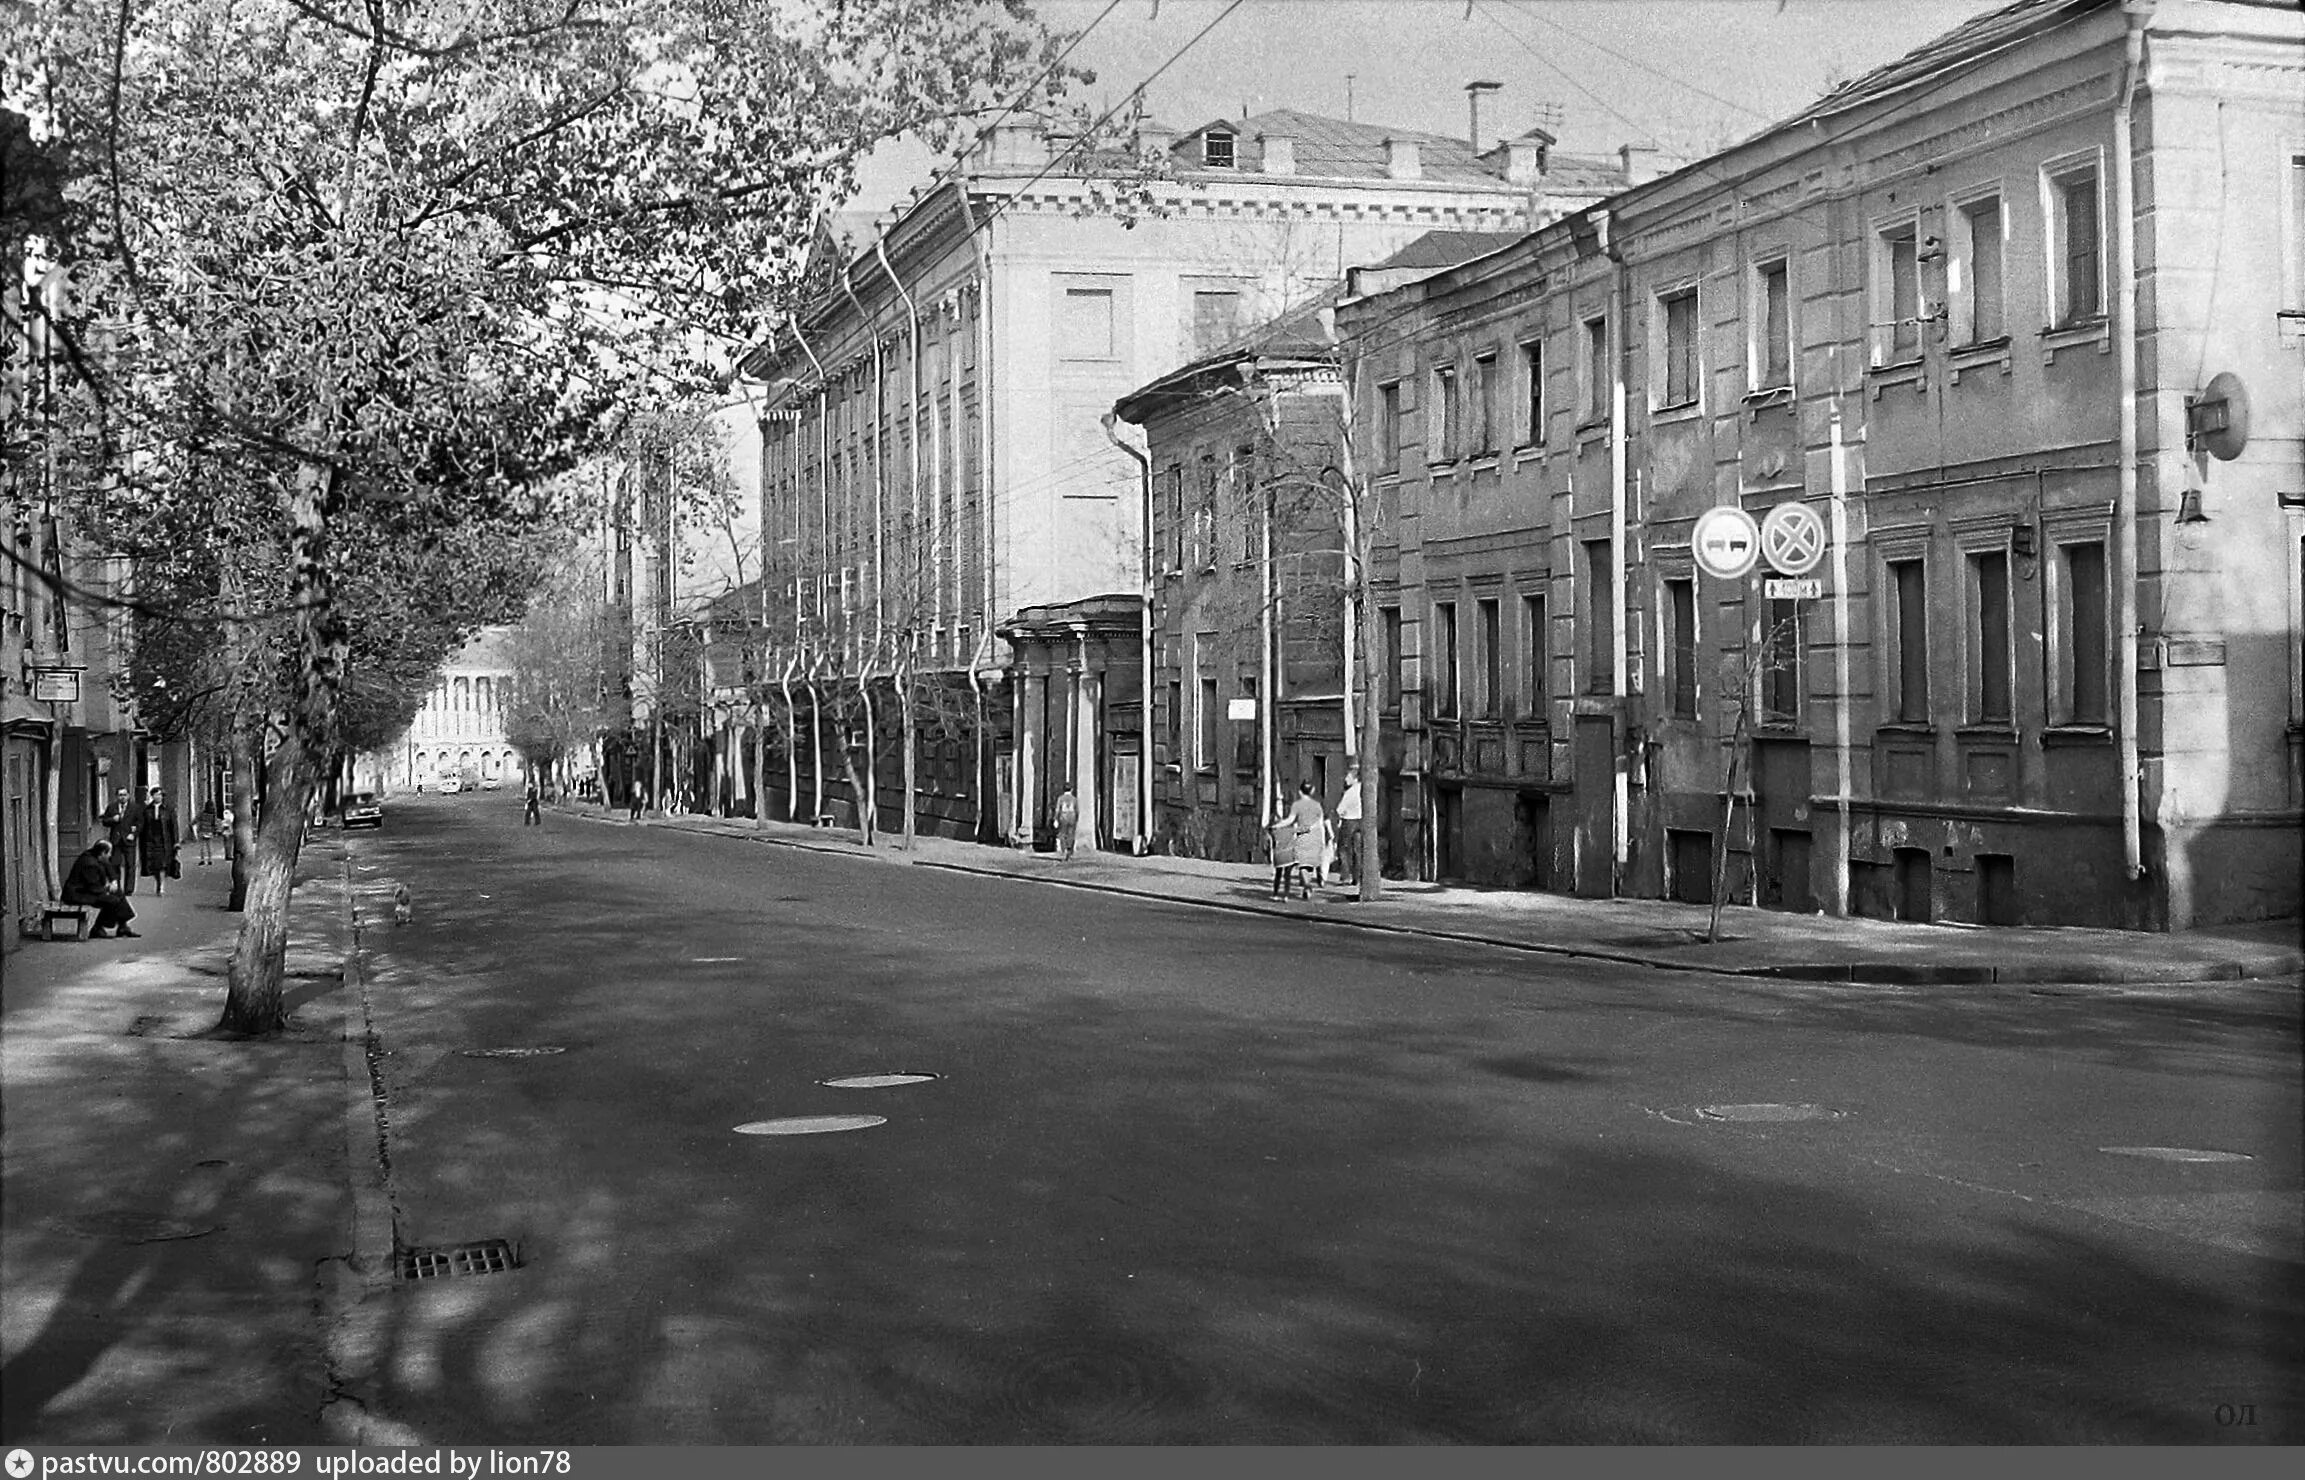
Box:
5;0;1083;1032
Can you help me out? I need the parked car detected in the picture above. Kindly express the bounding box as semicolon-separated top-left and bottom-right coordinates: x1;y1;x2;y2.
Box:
436;775;463;794
342;791;384;829
481;775;502;791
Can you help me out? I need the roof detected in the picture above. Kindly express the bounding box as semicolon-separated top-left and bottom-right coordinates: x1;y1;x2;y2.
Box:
1776;0;2108;132
1174;108;1518;187
1370;229;1527;272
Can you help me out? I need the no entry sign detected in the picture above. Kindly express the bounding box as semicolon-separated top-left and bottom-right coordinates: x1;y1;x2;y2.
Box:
1692;506;1761;580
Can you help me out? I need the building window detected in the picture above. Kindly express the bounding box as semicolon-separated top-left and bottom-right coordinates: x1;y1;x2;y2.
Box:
1166;679;1182;765
1160;464;1184;571
1876;221;1921;362
1235;674;1259;773
1969;549;2013;724
1887;557;1930;723
1431;601;1460;719
1521;591;1547;715
2055;541;2108;725
1476;597;1501;717
1193;456;1218;568
1474;353;1499;455
1062;286;1115;358
1431;363;1460;463
1381;605;1403;711
2046;161;2103;327
1754;258;1792;390
1378;381;1402;473
1582;315;1610;422
1198;674;1219;770
1761;598;1803;725
1202;129;1235;169
1192;290;1241;353
1234;445;1258;565
1583;538;1614;694
1664;577;1696;718
1953;194;2005;345
1520;339;1545;446
1658;287;1699;409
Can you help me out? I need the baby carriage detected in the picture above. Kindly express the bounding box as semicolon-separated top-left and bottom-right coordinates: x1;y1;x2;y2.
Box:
1265;818;1318;900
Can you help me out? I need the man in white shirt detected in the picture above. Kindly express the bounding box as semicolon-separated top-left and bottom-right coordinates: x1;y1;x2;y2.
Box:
1334;775;1364;885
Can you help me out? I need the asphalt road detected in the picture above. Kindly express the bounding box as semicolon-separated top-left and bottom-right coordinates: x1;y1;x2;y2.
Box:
341;792;2302;1444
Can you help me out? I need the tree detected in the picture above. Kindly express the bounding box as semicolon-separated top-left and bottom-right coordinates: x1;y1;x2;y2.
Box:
7;0;1082;1032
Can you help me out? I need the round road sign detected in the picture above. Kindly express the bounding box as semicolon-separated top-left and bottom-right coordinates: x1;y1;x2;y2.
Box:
1691;506;1761;580
1759;501;1828;577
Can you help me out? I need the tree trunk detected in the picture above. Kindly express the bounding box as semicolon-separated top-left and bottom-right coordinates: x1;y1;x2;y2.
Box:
219;729;316;1035
900;666;918;850
1708;707;1747;945
227;722;260;911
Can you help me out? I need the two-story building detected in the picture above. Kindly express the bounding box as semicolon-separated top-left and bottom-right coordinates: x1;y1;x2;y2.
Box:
1337;0;2302;929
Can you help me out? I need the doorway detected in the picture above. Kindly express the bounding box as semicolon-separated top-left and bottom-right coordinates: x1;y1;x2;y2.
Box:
1571;715;1615;897
1513;792;1551;890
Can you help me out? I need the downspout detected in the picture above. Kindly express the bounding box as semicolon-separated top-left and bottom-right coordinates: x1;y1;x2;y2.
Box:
877;236;925;845
839;263;884;838
956;179;1001;841
790;315;832;823
1829;402;1854;914
1602;208;1631;881
1259;448;1275;820
1103;411;1156;855
2114;4;2146;882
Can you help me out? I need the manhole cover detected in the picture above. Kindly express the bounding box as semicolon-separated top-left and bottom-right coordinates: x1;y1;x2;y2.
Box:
49;1212;223;1243
734;1115;887;1136
397;1238;520;1280
1695;1103;1845;1123
819;1073;940;1089
458;1046;567;1059
2099;1146;2253;1163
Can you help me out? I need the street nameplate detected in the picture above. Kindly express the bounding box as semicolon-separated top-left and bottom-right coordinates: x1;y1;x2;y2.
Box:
30;666;82;703
1764;578;1823;600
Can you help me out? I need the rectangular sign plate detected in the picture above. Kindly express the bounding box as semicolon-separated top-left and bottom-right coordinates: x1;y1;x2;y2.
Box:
30;666;83;703
1764;578;1823;600
1226;698;1258;721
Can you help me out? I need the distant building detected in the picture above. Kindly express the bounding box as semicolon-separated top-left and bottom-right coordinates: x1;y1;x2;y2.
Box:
368;629;523;794
736;107;1646;850
1336;0;2303;928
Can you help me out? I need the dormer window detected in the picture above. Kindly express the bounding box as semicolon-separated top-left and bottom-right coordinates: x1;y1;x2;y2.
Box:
1203;130;1235;168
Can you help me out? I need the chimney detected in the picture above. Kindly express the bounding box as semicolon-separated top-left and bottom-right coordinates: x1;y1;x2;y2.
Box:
1497;128;1551;187
974;121;1045;170
1260;133;1296;175
1619;143;1662;186
1135;120;1180;158
1384;137;1422;180
1465;79;1503;152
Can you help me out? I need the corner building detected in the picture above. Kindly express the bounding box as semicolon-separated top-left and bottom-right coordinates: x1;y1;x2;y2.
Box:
1337;0;2302;928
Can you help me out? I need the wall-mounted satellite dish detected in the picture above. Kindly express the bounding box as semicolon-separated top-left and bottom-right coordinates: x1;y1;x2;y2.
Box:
2188;371;2249;462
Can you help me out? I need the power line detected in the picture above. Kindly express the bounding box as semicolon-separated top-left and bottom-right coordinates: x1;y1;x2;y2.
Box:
1471;0;1655;147
1497;0;1770;123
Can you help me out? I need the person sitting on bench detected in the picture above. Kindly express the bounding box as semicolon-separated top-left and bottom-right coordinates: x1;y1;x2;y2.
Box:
62;839;139;939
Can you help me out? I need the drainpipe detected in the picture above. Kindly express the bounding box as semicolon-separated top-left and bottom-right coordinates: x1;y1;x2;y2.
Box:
875;235;924;847
2114;4;2146;883
1829;402;1854;914
839;263;885;835
956;180;1002;841
1103;412;1156;854
789;315;832;822
1601;208;1631;879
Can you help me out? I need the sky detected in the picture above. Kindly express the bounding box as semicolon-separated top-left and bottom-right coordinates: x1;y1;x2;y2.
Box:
701;0;2012;602
851;0;2012;212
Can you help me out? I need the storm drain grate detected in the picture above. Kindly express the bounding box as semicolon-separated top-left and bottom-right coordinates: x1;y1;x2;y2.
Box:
397;1238;520;1280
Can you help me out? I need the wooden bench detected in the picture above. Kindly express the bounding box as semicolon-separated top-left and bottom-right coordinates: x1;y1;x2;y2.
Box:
35;901;90;942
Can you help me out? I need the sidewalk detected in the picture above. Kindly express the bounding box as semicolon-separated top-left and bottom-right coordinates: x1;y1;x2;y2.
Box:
0;842;357;1444
595;803;2302;989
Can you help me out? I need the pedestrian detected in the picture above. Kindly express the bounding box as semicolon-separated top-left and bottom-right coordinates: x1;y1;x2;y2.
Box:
1054;786;1079;860
139;788;181;896
195;797;220;865
62;839;139;938
1288;780;1326;883
627;783;645;822
1334;774;1362;885
523;781;541;826
219;802;236;861
106;793;144;895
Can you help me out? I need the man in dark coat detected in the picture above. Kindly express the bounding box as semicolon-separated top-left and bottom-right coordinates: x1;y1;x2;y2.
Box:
112;790;146;895
62;839;139;938
139;788;181;895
